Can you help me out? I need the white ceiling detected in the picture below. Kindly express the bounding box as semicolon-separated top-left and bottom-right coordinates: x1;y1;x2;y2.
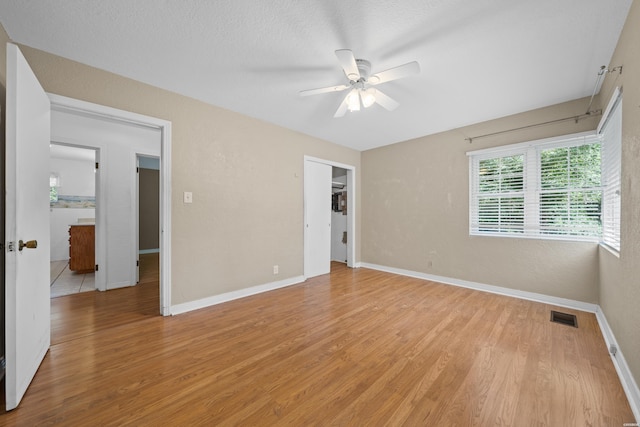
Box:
0;0;632;151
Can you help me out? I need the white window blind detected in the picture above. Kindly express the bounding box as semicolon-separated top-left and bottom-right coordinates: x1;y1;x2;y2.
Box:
600;88;622;251
538;143;602;237
469;132;602;241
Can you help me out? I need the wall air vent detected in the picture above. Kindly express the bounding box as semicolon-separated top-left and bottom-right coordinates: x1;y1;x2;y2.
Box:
550;310;578;328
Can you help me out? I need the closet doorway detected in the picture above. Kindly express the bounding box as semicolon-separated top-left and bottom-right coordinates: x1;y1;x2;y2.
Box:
303;156;355;279
331;167;348;265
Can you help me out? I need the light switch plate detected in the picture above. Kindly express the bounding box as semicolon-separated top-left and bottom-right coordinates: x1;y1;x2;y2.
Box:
183;191;193;203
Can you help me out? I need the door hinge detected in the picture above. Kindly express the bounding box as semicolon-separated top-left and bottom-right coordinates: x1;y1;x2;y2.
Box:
95;162;99;170
95;264;99;271
136;167;139;173
136;260;139;266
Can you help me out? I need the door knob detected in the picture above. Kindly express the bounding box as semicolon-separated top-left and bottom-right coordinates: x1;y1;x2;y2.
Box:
18;240;37;251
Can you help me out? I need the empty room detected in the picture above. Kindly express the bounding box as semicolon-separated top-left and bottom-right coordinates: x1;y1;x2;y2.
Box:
0;0;638;425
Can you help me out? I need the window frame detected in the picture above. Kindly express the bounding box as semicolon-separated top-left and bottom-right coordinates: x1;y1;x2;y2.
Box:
599;87;622;253
468;131;603;242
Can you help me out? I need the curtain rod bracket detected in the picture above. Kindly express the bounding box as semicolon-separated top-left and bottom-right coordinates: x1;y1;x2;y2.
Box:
609;65;623;75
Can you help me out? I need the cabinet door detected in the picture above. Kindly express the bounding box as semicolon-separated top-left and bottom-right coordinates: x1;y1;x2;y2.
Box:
69;226;95;272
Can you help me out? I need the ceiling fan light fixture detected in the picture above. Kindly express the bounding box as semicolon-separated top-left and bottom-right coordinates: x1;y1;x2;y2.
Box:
361;88;376;108
301;49;420;117
347;90;360;112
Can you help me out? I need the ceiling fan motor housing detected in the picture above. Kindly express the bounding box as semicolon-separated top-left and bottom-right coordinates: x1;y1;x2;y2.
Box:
355;59;372;81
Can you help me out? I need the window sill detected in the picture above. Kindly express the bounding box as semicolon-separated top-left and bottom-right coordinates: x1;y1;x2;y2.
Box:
469;231;600;244
599;242;620;258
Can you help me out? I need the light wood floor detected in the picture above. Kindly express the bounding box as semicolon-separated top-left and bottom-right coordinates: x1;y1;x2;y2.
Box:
1;261;634;425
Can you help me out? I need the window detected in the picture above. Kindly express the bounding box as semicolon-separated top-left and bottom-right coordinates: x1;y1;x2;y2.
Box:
538;143;601;237
476;154;524;234
469;132;602;241
50;172;60;203
600;88;622;251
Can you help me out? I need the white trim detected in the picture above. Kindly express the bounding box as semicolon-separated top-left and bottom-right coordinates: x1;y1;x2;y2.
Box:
598;86;622;134
599;242;620;259
359;262;599;312
48;93;172;316
595;309;640;422
469;230;600;244
170;275;305;315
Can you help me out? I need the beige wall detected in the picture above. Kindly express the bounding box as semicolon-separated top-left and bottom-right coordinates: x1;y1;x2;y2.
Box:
362;98;601;303
0;36;361;305
598;0;640;388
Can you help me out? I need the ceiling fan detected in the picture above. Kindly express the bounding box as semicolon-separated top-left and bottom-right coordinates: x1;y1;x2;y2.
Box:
300;49;420;118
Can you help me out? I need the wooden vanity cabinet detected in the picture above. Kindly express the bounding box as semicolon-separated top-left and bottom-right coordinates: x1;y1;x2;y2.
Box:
69;225;95;273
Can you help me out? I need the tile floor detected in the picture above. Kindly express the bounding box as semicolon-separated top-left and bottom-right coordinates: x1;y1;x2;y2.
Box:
50;260;96;298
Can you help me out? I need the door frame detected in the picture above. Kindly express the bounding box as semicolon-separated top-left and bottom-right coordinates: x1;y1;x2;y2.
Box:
303;155;356;277
48;142;103;289
48;94;172;316
134;153;160;284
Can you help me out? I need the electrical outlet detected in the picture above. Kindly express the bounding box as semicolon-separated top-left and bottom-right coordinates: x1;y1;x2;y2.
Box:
273;265;279;275
183;191;193;203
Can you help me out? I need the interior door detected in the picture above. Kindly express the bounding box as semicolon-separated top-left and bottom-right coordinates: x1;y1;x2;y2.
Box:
304;160;332;278
5;43;51;410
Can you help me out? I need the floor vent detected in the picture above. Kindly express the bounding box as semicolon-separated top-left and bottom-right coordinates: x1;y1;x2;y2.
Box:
550;310;578;328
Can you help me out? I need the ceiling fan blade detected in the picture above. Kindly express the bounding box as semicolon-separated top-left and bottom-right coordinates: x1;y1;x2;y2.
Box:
299;84;350;97
335;49;360;81
334;92;350;118
373;89;399;111
369;61;420;85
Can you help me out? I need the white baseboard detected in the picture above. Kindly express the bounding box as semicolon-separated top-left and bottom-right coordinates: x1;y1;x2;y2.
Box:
596;309;640;422
360;262;639;422
170;275;305;315
360;262;598;313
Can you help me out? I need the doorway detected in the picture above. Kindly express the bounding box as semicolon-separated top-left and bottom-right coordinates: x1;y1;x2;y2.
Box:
49;94;172;315
331;167;348;265
303;156;356;279
49;144;98;298
136;155;160;286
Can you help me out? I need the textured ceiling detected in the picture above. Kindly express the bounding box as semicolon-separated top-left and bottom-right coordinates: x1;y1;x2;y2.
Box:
0;0;632;151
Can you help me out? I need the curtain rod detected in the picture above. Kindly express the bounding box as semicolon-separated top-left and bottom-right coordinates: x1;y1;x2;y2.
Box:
464;110;601;144
466;64;621;144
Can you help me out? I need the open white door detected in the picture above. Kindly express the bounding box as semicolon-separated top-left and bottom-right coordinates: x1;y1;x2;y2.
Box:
304;160;332;278
5;43;51;410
